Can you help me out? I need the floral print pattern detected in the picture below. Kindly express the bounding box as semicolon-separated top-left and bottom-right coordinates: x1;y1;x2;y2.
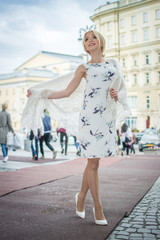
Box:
79;61;118;158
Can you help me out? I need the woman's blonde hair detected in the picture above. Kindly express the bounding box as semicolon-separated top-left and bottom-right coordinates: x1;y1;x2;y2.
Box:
2;103;8;111
83;30;106;57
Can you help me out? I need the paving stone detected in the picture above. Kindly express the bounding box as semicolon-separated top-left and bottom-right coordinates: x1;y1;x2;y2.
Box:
125;228;137;233
115;235;129;239
146;225;158;230
137;228;151;233
120;223;132;228
132;224;143;228
130;233;143;237
115;227;125;231
143;233;157;238
117;231;129;236
129;238;144;240
152;230;160;235
146;222;157;226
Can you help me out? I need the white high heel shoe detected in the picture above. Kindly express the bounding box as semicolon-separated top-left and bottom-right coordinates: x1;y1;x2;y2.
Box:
93;207;108;225
75;193;85;219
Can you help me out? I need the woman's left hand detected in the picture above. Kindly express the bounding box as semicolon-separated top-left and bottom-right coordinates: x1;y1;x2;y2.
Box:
110;88;118;101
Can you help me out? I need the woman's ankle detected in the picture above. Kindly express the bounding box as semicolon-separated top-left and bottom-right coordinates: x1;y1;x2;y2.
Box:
77;192;85;211
94;204;105;220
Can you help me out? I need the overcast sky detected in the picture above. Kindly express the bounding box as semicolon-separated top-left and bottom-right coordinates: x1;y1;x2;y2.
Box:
0;0;110;74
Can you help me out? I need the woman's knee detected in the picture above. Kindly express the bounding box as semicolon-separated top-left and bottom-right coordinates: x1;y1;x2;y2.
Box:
88;158;99;171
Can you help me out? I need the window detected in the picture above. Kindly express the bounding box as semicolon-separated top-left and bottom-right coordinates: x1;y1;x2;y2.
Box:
144;29;149;40
146;73;150;84
156;27;160;38
132;32;137;43
121;35;125;45
12;102;16;111
123;75;126;81
156;9;160;19
125;117;137;129
120;18;125;28
134;74;137;85
0;90;1;96
128;96;137;108
22;87;25;94
6;90;8;95
12;88;16;95
131;16;136;25
146;96;150;109
108;38;112;48
145;55;149;64
21;99;26;111
158;53;160;62
143;12;148;23
133;57;137;66
107;22;111;32
159;72;160;83
122;58;125;67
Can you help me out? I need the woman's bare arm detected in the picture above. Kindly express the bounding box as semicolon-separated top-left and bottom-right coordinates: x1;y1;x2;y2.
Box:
27;64;86;99
48;64;86;99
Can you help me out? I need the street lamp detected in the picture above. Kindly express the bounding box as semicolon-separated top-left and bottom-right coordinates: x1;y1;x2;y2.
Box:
78;25;96;41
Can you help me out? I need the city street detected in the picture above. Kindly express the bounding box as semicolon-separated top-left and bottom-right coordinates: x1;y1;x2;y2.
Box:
0;142;160;240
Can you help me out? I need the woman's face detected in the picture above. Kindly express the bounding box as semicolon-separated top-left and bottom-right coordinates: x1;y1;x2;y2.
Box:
84;32;100;53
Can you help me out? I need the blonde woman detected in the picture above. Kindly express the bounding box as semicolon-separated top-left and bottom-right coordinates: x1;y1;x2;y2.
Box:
27;30;131;225
0;103;15;162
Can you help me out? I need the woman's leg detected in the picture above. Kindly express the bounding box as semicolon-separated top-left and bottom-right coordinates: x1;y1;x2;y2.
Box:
60;132;64;152
126;146;129;155
64;133;68;155
78;158;105;220
1;144;7;157
77;164;89;211
87;158;105;220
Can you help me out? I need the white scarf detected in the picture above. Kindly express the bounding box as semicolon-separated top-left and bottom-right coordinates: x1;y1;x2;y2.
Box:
21;59;131;136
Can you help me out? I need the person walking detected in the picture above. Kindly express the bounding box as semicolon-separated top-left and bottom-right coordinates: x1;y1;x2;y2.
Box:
29;130;40;160
0;103;15;162
121;123;132;156
131;132;136;154
72;135;81;156
121;123;128;156
27;30;131;225
39;109;57;159
57;127;68;155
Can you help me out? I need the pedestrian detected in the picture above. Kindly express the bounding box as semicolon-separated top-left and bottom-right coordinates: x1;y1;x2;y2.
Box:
0;103;15;162
72;135;81;156
121;123;128;156
29;130;40;160
116;129;121;156
27;30;131;225
57;120;68;155
121;123;132;156
130;132;136;154
39;109;57;159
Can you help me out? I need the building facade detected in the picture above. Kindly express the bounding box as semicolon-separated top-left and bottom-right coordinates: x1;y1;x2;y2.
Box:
91;0;160;131
0;51;84;131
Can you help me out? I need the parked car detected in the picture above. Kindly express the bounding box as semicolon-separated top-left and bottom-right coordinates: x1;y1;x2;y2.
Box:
138;133;160;152
135;132;144;144
144;128;158;135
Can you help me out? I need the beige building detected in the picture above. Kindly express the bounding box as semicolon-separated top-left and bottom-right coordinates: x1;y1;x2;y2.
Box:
0;51;84;131
91;0;160;131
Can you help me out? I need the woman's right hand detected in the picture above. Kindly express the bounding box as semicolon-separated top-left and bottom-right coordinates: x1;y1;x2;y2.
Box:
27;89;31;98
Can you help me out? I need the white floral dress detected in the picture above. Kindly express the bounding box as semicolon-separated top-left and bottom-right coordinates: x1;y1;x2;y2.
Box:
79;61;119;158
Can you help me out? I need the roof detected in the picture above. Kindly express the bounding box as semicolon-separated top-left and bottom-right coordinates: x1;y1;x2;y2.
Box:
41;51;83;62
0;68;57;80
15;51;83;70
